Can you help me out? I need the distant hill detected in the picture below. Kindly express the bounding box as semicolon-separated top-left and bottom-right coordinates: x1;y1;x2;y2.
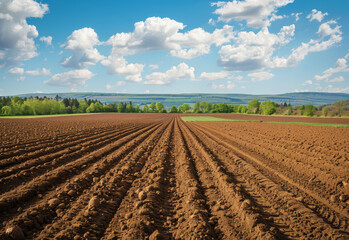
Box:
14;92;349;108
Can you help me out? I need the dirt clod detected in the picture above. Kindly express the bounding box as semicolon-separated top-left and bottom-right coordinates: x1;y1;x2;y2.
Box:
138;191;147;201
5;225;25;240
88;196;100;210
48;198;60;207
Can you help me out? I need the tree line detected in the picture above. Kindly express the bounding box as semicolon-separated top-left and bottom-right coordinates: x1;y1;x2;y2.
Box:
0;95;344;117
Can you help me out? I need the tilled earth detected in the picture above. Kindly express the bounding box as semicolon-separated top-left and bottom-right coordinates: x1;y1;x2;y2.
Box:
0;113;348;239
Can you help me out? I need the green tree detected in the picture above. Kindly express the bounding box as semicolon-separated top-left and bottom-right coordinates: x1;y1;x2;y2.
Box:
62;98;70;107
260;101;278;115
335;101;343;116
86;103;95;113
181;104;191;113
103;104;113;112
298;105;305;115
322;107;329;116
126;102;134;112
78;100;89;113
283;106;293;115
247;99;260;114
170;105;178;113
20;105;33;115
117;102;124;113
155;102;164;112
135;105;140;113
143;104;149;113
193;102;200;113
149;102;156;112
238;105;247;113
1;106;12;116
303;105;317;116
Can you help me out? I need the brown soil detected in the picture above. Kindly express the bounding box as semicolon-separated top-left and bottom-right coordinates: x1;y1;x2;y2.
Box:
206;113;349;124
0;113;348;239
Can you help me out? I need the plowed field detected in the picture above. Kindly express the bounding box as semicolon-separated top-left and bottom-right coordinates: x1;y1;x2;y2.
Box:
0;113;348;240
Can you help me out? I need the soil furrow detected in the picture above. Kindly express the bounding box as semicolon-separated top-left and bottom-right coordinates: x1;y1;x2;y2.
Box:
190;122;348;238
0;124;146;194
171;118;220;239
0;122;160;219
179;120;276;239
100;118;175;240
194;122;349;223
0;121;164;239
33;119;172;240
1;113;347;240
0;124;132;170
217;124;348;193
0;126;115;163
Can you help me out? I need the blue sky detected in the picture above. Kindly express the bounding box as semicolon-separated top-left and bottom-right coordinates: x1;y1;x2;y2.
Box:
0;0;348;95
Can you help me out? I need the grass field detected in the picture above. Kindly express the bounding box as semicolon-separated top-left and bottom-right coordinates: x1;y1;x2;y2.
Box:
265;121;349;128
181;116;262;122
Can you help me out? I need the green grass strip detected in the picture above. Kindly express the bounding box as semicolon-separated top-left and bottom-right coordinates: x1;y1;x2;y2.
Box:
266;121;349;128
181;116;261;122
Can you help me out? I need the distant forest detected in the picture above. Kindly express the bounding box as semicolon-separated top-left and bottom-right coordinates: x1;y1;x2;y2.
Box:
1;95;347;117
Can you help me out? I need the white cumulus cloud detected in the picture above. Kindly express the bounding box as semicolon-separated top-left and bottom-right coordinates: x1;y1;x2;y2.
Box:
44;69;95;90
212;0;294;28
8;67;24;75
271;21;342;68
199;71;230;80
101;56;144;83
8;67;51;76
325;85;349;93
61;28;104;69
26;68;51;76
105;17;234;60
307;9;328;22
211;81;235;90
149;64;159;70
17;76;25;81
291;12;302;21
116;81;126;86
328;76;344;83
314;51;349;81
302;80;313;85
0;0;48;69
39;36;52;46
248;71;274;81
144;63;195;85
218;25;295;71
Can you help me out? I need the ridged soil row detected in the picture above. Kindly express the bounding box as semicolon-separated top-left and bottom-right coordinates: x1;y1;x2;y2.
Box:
226;122;348;159
0;123;147;194
0;121;161;228
193;122;349;231
175;119;240;239
0;121;164;240
0;125;117;162
217;124;348;198
0;121;130;158
190;122;348;238
100;118;177;240
33;119;173;240
229;124;348;176
179;120;276;239
0;123;134;169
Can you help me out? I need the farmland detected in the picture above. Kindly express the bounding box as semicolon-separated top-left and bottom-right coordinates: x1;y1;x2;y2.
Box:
0;113;348;239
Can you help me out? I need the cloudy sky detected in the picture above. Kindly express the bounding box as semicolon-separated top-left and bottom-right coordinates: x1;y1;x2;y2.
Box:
0;0;349;95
